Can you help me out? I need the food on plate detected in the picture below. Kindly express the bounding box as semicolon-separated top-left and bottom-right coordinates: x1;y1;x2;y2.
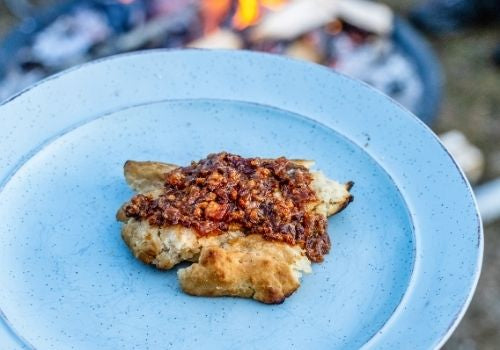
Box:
117;152;353;303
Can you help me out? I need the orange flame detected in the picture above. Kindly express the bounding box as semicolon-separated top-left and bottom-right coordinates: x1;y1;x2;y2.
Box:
201;0;232;34
202;0;288;33
232;0;260;30
233;0;288;30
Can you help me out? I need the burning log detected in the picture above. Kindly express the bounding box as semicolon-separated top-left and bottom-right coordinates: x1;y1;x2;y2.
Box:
337;0;393;35
250;0;338;42
250;0;393;42
187;28;243;49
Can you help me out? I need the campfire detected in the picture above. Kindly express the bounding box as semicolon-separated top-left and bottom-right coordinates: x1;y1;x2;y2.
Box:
0;0;423;117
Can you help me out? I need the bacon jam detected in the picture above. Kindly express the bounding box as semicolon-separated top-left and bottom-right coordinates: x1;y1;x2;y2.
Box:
124;152;330;262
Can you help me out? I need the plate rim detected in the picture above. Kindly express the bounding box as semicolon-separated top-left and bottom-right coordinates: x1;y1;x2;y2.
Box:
0;49;483;349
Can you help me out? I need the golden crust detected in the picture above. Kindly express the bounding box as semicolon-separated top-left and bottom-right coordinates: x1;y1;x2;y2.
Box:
118;158;352;303
121;219;201;269
177;234;311;304
310;171;353;216
124;160;178;193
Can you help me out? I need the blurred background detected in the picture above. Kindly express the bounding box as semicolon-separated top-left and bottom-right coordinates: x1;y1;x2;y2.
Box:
0;0;498;348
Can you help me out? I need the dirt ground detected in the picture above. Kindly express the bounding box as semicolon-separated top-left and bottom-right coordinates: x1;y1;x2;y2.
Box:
1;1;499;348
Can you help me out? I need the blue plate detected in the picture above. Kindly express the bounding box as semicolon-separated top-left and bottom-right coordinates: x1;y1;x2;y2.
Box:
0;50;482;349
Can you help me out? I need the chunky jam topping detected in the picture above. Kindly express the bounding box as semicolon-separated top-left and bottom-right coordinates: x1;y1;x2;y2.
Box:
124;152;329;262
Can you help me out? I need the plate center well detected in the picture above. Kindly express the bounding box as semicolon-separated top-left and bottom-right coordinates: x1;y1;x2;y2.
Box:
0;99;414;349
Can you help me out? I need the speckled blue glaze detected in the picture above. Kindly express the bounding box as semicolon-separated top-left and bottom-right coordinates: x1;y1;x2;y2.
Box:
0;50;482;350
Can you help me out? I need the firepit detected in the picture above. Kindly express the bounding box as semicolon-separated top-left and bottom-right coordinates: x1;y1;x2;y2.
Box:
0;0;442;124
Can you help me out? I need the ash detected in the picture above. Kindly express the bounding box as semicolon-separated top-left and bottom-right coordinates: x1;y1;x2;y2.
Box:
331;33;423;114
